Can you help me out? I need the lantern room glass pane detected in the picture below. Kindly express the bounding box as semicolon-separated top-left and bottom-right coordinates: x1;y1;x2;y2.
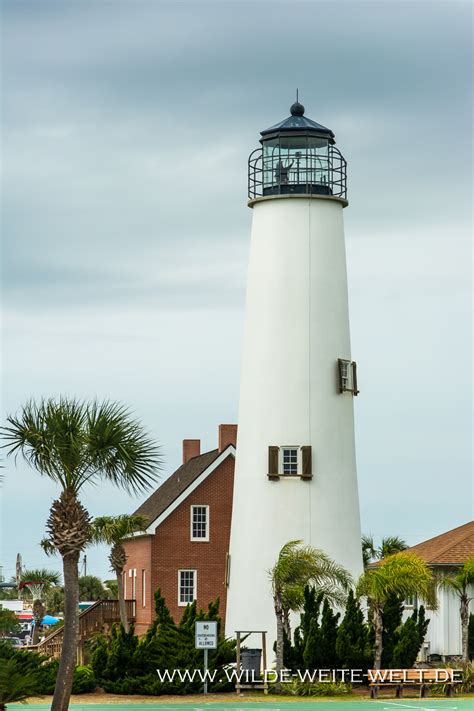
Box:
262;135;332;195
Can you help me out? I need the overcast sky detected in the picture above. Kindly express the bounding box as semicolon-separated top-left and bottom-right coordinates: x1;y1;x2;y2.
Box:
1;0;472;584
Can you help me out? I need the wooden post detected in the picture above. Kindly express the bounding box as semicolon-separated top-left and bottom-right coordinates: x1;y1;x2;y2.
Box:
236;631;241;695
262;631;268;694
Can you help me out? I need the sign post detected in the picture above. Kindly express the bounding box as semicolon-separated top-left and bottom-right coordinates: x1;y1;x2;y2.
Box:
195;621;218;694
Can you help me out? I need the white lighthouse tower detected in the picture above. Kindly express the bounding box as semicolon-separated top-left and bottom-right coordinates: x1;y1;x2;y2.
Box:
226;100;363;643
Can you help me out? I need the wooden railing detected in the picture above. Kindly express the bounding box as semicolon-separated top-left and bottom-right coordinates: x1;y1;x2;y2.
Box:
28;599;135;662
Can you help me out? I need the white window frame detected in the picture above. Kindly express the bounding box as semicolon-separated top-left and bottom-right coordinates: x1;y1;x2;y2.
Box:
404;594;417;609
279;446;301;476
178;569;197;607
141;569;146;608
338;359;359;395
190;504;209;541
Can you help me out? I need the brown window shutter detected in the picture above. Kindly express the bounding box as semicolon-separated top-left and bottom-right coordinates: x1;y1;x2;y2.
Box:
268;446;279;480
352;361;359;396
337;359;344;393
301;446;312;479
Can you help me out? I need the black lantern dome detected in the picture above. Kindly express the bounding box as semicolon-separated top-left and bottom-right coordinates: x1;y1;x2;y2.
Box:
260;102;335;143
248;101;346;201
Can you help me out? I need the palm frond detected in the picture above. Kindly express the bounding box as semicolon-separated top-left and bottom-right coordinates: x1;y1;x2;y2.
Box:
1;397;162;496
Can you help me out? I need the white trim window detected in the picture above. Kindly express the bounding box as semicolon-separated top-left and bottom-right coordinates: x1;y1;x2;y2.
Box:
178;569;197;606
141;569;146;608
280;447;300;476
338;358;359;395
191;505;209;541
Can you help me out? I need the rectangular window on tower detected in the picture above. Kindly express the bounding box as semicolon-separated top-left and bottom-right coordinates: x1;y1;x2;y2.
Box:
268;446;312;479
338;359;359;395
190;505;209;541
282;447;299;475
178;569;196;606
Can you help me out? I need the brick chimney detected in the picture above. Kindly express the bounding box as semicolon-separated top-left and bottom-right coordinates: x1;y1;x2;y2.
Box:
218;424;238;452
182;439;200;465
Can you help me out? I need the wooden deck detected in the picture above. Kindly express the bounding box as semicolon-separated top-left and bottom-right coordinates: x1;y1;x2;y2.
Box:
27;599;135;663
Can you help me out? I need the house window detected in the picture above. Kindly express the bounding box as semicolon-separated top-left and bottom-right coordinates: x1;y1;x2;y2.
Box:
338;359;359;395
282;447;299;475
178;569;197;606
191;505;209;541
141;569;146;608
404;594;417;608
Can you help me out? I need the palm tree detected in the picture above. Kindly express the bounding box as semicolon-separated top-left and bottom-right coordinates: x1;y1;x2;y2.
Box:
1;397;161;711
269;540;352;688
357;552;437;669
19;568;61;644
437;557;474;662
362;534;408;568
90;513;149;631
0;659;39;710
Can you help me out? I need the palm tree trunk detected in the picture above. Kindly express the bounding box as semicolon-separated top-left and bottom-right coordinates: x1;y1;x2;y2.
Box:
274;592;284;693
116;569;129;632
51;552;79;711
373;605;384;670
460;597;469;662
32;599;45;645
283;607;291;639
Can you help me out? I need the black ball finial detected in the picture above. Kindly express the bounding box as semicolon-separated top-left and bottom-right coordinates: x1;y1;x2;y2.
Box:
290;101;305;116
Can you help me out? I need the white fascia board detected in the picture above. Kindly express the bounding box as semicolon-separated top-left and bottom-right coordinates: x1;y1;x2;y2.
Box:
143;445;236;534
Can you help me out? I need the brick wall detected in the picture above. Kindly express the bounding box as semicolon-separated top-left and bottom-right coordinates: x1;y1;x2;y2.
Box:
123;451;234;633
121;535;152;636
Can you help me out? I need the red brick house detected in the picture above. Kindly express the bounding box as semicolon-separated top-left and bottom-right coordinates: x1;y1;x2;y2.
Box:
122;424;236;635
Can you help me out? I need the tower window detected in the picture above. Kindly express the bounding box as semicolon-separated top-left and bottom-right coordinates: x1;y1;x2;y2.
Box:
282;447;299;475
178;569;197;606
338;359;359;395
268;446;312;479
191;505;209;541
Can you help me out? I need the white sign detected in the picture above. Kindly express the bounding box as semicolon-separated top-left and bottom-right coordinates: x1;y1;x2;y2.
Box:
195;620;218;649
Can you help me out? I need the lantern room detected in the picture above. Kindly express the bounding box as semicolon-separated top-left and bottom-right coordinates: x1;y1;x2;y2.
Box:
248;101;347;201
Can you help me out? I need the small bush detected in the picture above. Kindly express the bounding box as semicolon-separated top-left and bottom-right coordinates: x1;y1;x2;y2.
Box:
72;665;96;693
277;678;352;696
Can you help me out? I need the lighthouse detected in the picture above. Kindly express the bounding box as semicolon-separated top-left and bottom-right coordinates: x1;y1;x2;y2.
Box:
226;100;363;643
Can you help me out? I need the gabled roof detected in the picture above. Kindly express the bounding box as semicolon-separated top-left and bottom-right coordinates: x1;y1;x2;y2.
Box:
133;447;233;531
405;521;474;565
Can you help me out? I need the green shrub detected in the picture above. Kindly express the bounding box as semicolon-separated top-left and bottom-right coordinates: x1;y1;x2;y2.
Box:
277;678;352;696
72;665;96;693
92;589;235;695
0;642;96;695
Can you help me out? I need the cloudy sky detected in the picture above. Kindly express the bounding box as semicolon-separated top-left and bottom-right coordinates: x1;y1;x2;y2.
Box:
1;0;472;583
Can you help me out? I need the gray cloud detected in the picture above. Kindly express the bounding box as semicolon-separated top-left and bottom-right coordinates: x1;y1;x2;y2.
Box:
1;0;472;578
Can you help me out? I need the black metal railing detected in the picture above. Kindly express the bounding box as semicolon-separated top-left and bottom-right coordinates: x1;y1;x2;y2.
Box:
248;146;347;200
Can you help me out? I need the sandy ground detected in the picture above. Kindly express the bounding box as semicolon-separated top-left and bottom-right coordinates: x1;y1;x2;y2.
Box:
22;692;366;705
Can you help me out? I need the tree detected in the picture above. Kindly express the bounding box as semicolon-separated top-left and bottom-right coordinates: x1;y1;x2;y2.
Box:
90;514;149;631
19;569;61;645
336;589;371;670
1;397;161;711
437;557;474;662
78;575;106;602
380;593;404;668
468;613;474;661
357;552;437;669
0;609;20;638
0;658;39;710
104;579;118;598
269;540;351;689
391;606;429;668
362;534;408;568
303;598;340;669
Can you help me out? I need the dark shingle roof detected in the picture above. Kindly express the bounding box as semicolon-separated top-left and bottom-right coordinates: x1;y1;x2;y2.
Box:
134;449;221;526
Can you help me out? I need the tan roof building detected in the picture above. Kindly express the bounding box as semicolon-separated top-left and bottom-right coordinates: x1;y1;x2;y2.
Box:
404;521;474;566
400;521;474;660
